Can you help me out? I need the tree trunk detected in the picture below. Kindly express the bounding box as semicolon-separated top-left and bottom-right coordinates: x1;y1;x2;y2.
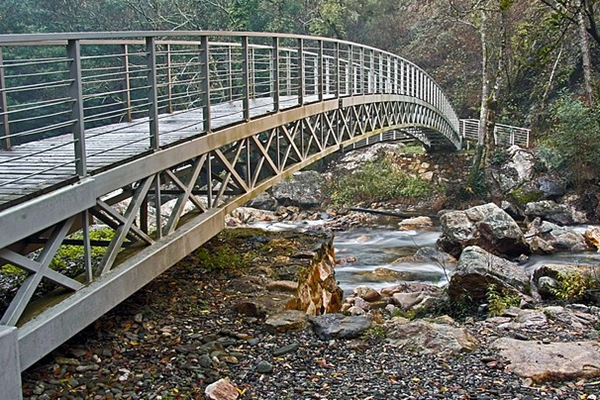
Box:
579;0;595;107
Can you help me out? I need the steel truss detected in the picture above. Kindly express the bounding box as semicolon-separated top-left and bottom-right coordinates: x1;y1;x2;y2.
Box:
0;31;462;397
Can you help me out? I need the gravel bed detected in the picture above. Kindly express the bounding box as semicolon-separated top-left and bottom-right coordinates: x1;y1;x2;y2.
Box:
21;249;599;400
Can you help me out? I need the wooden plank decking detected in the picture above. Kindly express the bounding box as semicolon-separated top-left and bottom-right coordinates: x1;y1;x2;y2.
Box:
0;96;309;211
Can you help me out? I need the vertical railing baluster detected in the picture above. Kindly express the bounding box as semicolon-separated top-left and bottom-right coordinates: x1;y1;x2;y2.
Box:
285;50;291;97
0;47;10;150
166;44;173;114
241;36;251;121
369;50;374;93
334;42;340;98
227;46;233;101
394;58;398;94
318;40;324;101
249;46;255;99
273;37;280;112
67;39;87;177
378;53;383;93
121;44;132;122
347;45;352;96
199;35;211;132
298;38;304;106
359;47;364;95
146;37;159;149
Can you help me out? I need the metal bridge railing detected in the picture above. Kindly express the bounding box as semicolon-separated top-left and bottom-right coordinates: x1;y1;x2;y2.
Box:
460;118;530;148
0;32;459;191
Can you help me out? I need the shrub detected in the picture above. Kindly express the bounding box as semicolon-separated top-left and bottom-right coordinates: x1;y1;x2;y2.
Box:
486;284;521;317
325;158;440;207
546;92;600;188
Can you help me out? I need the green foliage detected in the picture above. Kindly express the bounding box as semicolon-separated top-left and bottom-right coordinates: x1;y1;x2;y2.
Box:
550;271;595;302
325;158;440;207
546;93;600;188
486;284;521;317
361;324;386;340
490;148;509;166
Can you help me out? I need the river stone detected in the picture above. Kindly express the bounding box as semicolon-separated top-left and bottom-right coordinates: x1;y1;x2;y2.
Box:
205;378;239;400
385;317;478;355
526;219;588;254
524;200;587;225
398;216;434;230
492;338;600;382
448;246;530;301
309;314;371;340
353;285;382;302
437;203;529;258
264;310;308;333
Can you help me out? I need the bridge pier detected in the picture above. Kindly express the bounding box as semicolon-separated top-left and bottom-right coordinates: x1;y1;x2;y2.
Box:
0;326;22;400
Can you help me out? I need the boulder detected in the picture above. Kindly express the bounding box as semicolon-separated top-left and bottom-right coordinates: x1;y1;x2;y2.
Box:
524;200;587;225
437;203;529;258
244;191;279;211
271;170;324;209
491;145;535;193
385;316;478;355
526;219;588;254
264;310;308;333
295;235;343;315
353;285;382;302
309;314;371;340
532;263;600;300
493;338;600;382
447;246;530;302
585;226;600;252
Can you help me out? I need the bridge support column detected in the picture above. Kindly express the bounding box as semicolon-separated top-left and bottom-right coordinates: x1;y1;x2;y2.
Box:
0;326;22;400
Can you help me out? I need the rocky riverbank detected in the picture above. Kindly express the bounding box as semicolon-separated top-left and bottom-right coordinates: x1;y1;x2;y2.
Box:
21;217;600;400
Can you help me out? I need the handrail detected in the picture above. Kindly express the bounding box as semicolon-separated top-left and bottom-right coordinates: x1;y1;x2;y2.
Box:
460;118;530;148
0;31;460;195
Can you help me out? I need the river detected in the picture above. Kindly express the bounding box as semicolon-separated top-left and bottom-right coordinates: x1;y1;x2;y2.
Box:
252;218;600;297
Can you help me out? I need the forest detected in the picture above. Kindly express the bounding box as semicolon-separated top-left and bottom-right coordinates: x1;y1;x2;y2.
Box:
1;0;599;191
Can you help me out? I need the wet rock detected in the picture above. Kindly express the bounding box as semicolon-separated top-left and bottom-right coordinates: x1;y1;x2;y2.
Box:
228;207;278;224
493;338;600;382
385;316;478;355
205;378;240;400
448;246;530;302
526;219;588;254
391;291;442;312
353;285;382;302
310;314;371;340
398;216;434;230
585;226;600;252
380;281;443;297
437;203;529;258
524;200;587;225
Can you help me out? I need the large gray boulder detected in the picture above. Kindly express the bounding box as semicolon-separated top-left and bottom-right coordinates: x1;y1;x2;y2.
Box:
447;246;530;302
524;200;587;225
271;170;324;209
385;316;478;355
437;203;529;258
526;218;588;254
491;146;535;193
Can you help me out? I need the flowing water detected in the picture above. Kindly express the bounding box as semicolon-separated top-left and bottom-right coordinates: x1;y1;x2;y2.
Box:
251;219;600;297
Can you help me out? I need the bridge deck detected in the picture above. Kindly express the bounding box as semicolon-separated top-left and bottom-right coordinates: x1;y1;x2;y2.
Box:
0;96;318;211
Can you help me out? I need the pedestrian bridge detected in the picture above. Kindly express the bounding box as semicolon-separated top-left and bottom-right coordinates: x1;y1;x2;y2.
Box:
0;30;470;397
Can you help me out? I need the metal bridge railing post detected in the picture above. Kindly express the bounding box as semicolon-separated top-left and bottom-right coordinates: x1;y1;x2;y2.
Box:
146;37;160;150
334;42;340;98
67;39;88;177
199;35;212;132
369;50;375;93
273;37;280;112
227;46;233;101
0;327;21;400
121;44;132;122
166;43;173;114
0;47;10;150
298;38;305;106
359;47;364;95
318;40;324;102
241;36;251;121
393;58;398;94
